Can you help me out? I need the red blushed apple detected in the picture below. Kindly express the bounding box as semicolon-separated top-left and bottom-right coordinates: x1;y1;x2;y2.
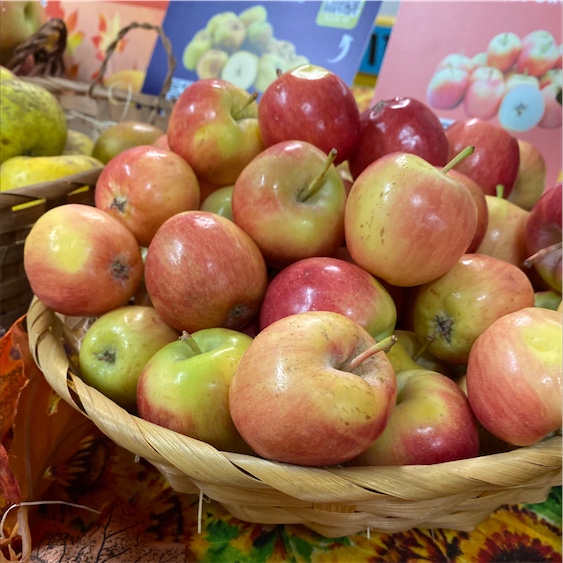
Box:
353;369;479;466
466;307;562;447
345;151;478;288
508;139;547;211
411;253;535;364
144;210;268;333
446;169;489;252
95;145;201;247
469;65;504;84
463;76;506;121
486;32;523;72
259;256;397;341
348;97;449;180
435;53;475;74
516;33;560;77
445;118;520;197
152;134;169;150
538;84;563;129
524;182;562;292
231;140;347;268
229;311;397;467
426;66;469;110
476;193;530;269
23;204;144;317
167;78;264;186
257;64;360;165
539;68;562;89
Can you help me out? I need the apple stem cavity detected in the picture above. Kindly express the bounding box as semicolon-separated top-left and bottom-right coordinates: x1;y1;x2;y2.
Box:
296;148;338;202
180;331;202;355
413;334;435;362
349;335;397;371
110;259;131;280
495;184;505;199
110;196;128;214
523;241;563;268
232;92;259;120
442;146;475;174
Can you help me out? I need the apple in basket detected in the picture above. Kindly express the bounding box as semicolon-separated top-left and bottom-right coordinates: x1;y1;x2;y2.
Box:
167;78;265;186
410;253;535;365
95;145;201;248
231;140;347;268
344;149;478;287
23;204;144;317
229;311;397;467
144;210;268;333
348;96;449;180
465;307;562;446
259;256;397;342
257;64;361;165
353;369;480;466
78;305;179;412
137;327;253;454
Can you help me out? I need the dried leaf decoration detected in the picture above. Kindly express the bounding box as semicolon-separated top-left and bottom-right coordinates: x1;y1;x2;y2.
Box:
0;317;96;559
31;499;186;562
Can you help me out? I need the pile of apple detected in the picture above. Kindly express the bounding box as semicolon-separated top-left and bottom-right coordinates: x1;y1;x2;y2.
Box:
23;64;562;469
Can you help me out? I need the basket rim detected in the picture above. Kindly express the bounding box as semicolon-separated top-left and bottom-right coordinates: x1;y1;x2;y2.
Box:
26;295;563;504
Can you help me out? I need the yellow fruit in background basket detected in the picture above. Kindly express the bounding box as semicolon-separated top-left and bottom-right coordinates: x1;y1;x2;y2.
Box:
103;69;146;94
0;154;103;192
0;79;67;164
63;129;95;156
92;120;166;164
0;65;16;81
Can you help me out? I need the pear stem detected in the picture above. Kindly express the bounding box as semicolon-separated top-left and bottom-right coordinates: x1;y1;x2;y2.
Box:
413;334;435;362
297;148;338;202
495;184;505;199
180;331;202;355
442;146;475;174
523;241;563;268
349;335;397;371
232;92;259;120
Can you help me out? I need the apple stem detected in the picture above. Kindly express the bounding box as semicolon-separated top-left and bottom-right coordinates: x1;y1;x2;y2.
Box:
296;148;338;202
232;92;259;120
523;241;563;268
413;334;435;362
495;184;505;199
180;331;202;355
349;335;397;371
442;146;475;174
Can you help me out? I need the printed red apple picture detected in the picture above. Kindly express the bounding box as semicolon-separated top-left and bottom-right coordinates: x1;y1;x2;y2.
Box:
426;29;562;131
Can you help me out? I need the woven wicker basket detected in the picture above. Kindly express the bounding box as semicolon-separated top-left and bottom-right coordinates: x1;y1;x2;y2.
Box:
26;297;562;538
0;22;175;332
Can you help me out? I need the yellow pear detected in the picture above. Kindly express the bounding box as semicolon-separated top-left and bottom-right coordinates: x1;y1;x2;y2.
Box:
0;79;67;164
0;154;103;192
63;129;95;156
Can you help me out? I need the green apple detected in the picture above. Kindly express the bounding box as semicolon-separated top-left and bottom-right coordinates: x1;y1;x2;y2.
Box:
182;29;212;71
200;185;234;220
0;1;45;64
238;5;268;28
213;16;246;53
534;289;562;310
136;328;253;453
63;129;95;156
0;79;67;164
78;305;180;411
92;120;165;164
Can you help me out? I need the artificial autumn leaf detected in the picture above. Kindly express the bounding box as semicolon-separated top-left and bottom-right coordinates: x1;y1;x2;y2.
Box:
0;443;20;509
0;318;30;442
6;320;95;504
30;499;187;562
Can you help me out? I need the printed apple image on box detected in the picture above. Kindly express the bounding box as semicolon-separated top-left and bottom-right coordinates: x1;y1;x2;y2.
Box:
426;29;561;132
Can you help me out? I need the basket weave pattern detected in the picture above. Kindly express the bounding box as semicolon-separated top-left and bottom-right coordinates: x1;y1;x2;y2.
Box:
27;298;562;537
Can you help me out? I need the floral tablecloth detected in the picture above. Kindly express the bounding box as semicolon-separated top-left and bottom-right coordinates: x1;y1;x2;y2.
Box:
1;318;562;562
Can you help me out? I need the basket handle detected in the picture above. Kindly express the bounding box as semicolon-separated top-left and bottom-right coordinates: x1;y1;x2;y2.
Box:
87;21;176;120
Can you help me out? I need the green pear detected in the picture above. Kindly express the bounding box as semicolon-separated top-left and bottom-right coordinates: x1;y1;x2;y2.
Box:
0;79;67;164
92;120;165;164
63;129;95;156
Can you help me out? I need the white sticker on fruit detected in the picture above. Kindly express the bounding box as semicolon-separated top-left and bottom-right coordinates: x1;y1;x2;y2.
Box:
498;83;546;132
